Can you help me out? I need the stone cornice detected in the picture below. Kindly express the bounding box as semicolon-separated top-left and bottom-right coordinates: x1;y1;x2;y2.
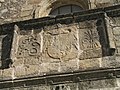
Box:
0;67;120;89
0;4;120;34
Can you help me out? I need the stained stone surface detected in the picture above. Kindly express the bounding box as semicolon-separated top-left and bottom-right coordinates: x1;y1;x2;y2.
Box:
3;17;110;79
0;36;5;61
17;35;41;58
79;20;102;60
0;13;119;90
0;79;119;90
0;0;120;90
0;0;118;24
79;58;101;70
42;24;78;62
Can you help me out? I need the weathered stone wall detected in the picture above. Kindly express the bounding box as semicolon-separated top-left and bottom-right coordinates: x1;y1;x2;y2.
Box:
0;0;119;24
0;14;113;79
1;79;120;90
0;0;120;90
0;12;119;89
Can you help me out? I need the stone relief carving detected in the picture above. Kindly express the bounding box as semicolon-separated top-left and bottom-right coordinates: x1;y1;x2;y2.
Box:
43;21;104;61
13;19;106;65
43;24;78;61
80;29;101;49
17;34;41;58
15;20;104;63
79;20;102;59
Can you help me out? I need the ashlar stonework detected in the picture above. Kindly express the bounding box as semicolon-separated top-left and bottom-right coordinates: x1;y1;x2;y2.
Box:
0;0;120;89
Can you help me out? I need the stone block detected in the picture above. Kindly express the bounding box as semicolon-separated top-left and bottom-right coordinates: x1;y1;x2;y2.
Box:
31;86;40;90
25;65;39;77
24;57;40;65
51;83;77;90
20;10;32;17
0;88;10;90
90;3;96;9
115;41;120;47
113;27;120;35
39;63;60;75
94;0;113;8
14;65;26;78
2;68;13;79
12;58;24;67
114;35;120;42
60;59;79;73
101;56;116;68
1;9;8;14
79;58;101;70
96;3;112;8
114;56;120;67
28;0;42;4
90;0;96;3
78;79;117;90
22;15;32;20
39;86;50;90
0;70;3;80
21;5;33;11
113;17;120;26
4;18;12;22
11;0;17;3
13;87;27;90
0;0;4;3
89;88;117;90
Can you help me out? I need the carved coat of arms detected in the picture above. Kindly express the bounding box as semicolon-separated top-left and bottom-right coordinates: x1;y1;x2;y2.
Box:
43;25;78;61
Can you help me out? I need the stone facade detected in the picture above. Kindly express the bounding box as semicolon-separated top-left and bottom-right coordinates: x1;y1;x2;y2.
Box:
1;0;120;90
0;0;119;24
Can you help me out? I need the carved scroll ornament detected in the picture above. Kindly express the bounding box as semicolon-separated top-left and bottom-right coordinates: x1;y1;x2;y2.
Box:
17;35;40;58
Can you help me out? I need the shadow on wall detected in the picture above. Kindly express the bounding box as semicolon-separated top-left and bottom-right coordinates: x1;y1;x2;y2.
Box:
0;35;13;69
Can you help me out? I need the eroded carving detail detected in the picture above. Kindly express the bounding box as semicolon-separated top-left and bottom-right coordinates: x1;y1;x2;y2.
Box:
43;24;78;61
79;20;102;59
81;29;101;49
17;35;41;58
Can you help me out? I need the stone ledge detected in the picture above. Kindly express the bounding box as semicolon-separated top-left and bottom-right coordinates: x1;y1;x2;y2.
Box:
0;68;120;89
1;4;120;32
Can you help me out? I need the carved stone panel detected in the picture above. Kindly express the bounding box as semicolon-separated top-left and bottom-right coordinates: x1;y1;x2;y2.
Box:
16;31;42;65
17;35;41;58
79;20;102;60
43;24;78;61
